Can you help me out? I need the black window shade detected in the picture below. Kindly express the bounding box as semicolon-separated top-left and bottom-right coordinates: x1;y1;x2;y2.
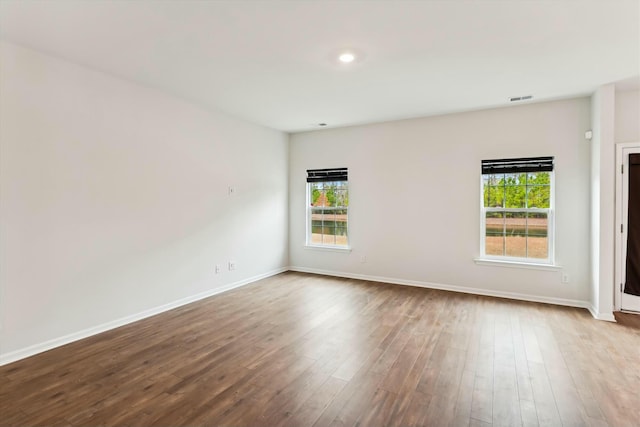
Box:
306;168;348;183
482;157;554;175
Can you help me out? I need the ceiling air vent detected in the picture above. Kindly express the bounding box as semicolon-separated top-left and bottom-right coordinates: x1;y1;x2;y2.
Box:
510;95;533;102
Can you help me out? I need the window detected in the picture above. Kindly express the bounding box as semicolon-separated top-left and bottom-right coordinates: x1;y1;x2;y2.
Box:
306;168;349;248
480;157;554;263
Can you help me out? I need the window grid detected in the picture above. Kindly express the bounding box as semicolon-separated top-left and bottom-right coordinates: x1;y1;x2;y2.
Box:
307;180;349;248
481;171;553;263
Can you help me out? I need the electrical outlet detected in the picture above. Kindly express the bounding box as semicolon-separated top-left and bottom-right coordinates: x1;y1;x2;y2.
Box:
360;255;367;263
561;273;570;284
215;264;221;274
228;261;236;271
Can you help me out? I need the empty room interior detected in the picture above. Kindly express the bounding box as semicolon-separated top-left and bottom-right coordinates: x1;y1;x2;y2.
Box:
1;1;640;426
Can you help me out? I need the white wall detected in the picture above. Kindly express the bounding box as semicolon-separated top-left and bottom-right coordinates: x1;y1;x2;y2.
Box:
0;41;289;361
290;98;592;304
590;84;616;321
615;89;640;143
612;87;640;312
590;91;602;317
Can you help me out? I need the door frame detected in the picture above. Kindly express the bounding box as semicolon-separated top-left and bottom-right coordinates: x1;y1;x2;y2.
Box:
615;141;640;312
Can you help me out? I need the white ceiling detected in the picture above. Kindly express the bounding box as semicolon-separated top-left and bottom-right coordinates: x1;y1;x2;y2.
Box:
1;0;638;132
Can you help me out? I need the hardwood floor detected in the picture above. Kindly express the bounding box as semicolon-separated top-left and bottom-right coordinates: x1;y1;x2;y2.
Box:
1;272;639;426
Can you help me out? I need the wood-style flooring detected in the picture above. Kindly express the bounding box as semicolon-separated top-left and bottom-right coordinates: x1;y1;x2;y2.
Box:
1;272;639;426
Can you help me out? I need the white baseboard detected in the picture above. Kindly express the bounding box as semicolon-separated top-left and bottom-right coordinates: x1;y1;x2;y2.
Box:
1;265;606;366
587;305;616;322
289;266;592;311
0;267;288;366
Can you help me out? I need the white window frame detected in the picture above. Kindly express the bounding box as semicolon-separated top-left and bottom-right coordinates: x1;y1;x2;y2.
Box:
479;171;555;265
305;180;350;250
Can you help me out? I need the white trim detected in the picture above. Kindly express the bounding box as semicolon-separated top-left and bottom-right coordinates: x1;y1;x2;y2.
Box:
479;170;555;265
473;258;561;271
484;207;551;213
0;267;288;366
588;305;617;322
615;142;640;312
2;264;609;367
304;245;352;253
306;179;350;249
289;266;590;310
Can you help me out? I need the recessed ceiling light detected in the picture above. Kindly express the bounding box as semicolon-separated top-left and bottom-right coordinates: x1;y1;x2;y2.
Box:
338;52;355;63
318;123;327;127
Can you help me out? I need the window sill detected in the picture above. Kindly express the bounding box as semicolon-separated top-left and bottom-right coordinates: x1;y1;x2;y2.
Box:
473;258;561;271
304;244;352;253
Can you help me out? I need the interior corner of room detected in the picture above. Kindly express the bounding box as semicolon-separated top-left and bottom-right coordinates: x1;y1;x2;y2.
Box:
0;2;639;368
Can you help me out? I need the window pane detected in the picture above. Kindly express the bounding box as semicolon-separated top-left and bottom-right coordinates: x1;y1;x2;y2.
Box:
335;224;348;246
504;173;519;186
335;181;348;191
336;216;347;231
518;173;528;185
482;176;490;206
335;209;349;247
310;212;323;244
322;231;336;246
310;210;333;222
311;182;332;207
310;208;349;247
324;210;337;221
527;185;550;208
484;174;505;207
505;212;527;257
310;229;323;244
308;178;349;247
314;190;331;207
322;220;337;230
335;224;348;236
334;189;348;207
480;165;551;262
528;172;550;185
527;172;551;208
504;185;526;208
310;183;321;206
527;213;548;259
485;212;504;256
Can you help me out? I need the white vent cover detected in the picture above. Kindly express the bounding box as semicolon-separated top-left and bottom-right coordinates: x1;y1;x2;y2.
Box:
510;95;533;102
